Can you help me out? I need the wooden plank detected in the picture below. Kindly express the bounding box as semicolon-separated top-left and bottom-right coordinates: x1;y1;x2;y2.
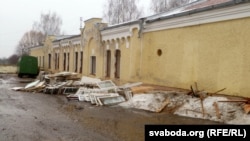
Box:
218;100;248;103
130;86;154;94
156;99;169;113
243;104;250;114
200;99;205;117
11;87;25;91
213;102;221;119
213;88;226;95
24;80;40;89
118;82;143;89
195;82;198;91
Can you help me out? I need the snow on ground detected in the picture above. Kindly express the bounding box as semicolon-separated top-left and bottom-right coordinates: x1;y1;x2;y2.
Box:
119;92;170;112
119;91;250;124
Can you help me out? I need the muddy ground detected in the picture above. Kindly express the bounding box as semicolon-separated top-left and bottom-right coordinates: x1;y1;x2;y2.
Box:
0;74;222;141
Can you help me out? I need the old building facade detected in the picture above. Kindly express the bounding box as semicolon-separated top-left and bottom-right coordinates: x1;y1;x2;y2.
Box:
30;0;250;98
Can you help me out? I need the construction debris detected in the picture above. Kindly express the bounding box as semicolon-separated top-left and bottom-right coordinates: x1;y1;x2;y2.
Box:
44;81;68;94
130;86;154;94
11;72;250;124
12;80;46;92
25;80;40;89
62;87;79;95
243;104;250;114
98;95;125;106
65;80;136;106
213;102;221;119
10;72;143;107
96;80;117;91
11;87;25;91
75;76;101;88
119;93;170;113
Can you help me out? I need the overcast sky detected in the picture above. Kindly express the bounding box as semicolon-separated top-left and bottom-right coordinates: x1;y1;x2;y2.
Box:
0;0;151;58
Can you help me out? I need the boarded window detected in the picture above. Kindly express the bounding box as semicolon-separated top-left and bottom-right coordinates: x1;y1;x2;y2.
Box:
115;50;121;79
75;52;78;72
57;53;60;70
80;51;83;73
67;53;70;71
42;56;44;68
63;53;66;71
54;53;57;69
106;50;111;78
48;54;51;69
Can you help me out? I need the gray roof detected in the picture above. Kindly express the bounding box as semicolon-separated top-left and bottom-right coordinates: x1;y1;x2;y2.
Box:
28;43;44;49
103;0;249;30
145;0;242;23
53;34;81;42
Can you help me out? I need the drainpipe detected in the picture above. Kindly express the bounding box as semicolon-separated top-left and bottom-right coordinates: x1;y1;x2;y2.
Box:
138;18;145;38
138;18;145;76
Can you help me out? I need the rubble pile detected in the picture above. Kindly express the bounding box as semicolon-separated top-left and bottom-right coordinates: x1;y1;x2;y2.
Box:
12;72;139;106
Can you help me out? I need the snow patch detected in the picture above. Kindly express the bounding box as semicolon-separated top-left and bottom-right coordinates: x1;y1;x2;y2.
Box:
119;91;250;124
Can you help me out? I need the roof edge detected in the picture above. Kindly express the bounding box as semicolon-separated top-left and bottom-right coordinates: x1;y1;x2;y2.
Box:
146;0;249;23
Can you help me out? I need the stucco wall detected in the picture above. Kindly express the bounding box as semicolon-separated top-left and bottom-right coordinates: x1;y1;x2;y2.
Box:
140;17;250;97
82;18;104;78
29;5;250;98
30;46;44;68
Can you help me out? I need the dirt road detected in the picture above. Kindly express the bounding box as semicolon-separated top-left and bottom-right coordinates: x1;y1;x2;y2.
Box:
0;74;221;141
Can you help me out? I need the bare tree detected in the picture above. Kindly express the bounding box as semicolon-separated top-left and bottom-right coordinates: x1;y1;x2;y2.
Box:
8;54;19;65
15;11;63;55
33;11;63;35
0;57;8;65
16;30;44;55
150;0;195;14
103;0;143;25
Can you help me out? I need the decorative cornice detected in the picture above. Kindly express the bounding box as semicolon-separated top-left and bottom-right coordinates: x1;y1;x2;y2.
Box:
101;24;139;42
29;46;43;50
61;42;69;47
72;40;81;45
144;3;250;32
53;44;59;48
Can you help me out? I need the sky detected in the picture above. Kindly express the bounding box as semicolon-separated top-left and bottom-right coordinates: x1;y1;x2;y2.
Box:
0;0;151;58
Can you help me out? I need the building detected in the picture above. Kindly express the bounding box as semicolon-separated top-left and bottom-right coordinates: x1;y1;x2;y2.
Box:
30;0;250;98
29;44;44;69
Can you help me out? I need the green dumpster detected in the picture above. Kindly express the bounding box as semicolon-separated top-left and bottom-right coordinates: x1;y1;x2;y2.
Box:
17;55;39;78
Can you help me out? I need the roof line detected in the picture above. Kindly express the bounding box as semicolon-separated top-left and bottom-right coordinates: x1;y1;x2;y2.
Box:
53;34;81;42
102;20;140;31
146;0;249;23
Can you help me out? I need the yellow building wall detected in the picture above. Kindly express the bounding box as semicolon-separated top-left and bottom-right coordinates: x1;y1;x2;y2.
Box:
125;29;143;81
82;18;104;78
102;28;143;83
140;18;250;97
69;46;75;73
30;36;54;71
59;48;63;72
30;46;44;68
103;39;124;81
119;38;130;82
29;16;250;98
44;36;56;72
66;44;82;73
88;38;104;78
